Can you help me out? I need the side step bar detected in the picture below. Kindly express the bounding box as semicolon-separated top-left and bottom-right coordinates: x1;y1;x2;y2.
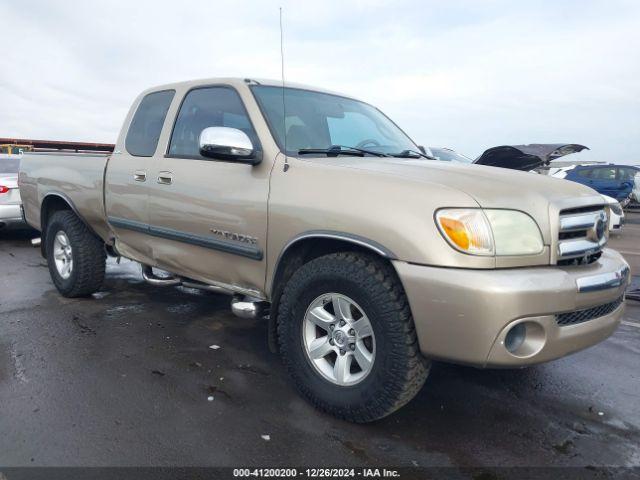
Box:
231;295;268;319
141;265;181;286
141;265;268;319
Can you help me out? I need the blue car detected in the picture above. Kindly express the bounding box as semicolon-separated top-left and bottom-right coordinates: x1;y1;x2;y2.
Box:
561;164;637;204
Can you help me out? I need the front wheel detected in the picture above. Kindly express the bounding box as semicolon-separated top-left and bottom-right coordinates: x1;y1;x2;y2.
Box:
45;210;106;297
277;252;429;423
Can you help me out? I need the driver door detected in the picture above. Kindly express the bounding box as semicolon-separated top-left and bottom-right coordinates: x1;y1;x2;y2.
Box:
146;86;270;293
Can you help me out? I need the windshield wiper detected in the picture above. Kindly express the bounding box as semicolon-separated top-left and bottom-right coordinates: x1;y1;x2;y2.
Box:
298;145;389;157
392;149;437;160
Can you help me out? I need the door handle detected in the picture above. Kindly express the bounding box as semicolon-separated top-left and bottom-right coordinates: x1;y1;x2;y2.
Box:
133;170;147;182
157;171;173;185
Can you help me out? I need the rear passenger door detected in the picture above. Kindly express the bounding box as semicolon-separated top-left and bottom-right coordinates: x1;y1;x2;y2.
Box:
146;86;270;294
105;90;175;265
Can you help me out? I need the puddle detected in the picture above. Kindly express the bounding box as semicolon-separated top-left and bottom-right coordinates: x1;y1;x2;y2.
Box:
104;304;146;318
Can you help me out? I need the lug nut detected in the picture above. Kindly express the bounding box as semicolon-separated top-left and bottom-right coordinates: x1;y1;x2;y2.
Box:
349;329;355;335
329;339;335;346
339;320;346;327
339;349;345;355
350;343;355;351
329;324;335;331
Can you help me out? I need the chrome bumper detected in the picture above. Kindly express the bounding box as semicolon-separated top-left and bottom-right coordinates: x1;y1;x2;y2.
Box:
0;204;25;228
576;265;630;292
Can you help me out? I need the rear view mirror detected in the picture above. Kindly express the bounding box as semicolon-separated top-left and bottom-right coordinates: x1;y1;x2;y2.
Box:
199;127;260;164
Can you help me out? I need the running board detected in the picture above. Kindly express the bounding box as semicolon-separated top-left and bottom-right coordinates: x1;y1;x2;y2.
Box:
231;295;269;320
141;265;181;286
140;265;268;319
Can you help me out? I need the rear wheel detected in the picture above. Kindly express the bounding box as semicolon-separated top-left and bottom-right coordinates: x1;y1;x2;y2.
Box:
277;252;429;423
45;210;106;297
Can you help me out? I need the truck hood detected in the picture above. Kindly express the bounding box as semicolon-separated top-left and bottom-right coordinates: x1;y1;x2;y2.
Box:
474;144;589;171
307;156;603;214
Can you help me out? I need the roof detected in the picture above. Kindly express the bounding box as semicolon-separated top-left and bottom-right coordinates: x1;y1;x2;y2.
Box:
140;77;358;100
0;138;114;152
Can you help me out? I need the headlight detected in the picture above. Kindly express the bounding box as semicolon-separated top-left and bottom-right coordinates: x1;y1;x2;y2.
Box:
610;202;622;216
435;209;494;255
436;209;544;256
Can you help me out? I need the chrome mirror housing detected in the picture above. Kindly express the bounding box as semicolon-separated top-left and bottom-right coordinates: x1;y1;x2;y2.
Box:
199;127;259;164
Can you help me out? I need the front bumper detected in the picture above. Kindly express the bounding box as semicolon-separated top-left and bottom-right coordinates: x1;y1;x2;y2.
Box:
0;204;26;228
394;249;629;368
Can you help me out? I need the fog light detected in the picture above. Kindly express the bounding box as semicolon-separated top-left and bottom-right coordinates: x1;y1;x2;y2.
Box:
505;323;526;353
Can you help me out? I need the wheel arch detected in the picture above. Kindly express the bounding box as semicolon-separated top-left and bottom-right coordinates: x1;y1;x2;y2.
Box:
267;231;397;352
40;193;96;258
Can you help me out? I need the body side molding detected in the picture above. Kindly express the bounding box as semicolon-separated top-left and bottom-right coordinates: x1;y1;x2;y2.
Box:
108;216;263;261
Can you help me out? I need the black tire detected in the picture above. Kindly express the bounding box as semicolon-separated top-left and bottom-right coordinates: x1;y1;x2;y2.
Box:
277;252;429;423
45;210;106;297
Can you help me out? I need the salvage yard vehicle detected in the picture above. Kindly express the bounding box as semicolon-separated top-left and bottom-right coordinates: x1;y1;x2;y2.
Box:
428;144;590;173
0;154;26;230
473;143;590;171
19;78;631;422
552;164;636;206
602;195;624;233
429;146;473;164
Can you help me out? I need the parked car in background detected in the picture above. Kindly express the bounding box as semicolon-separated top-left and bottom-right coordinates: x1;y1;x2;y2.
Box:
429;144;589;172
429;147;473;164
551;164;636;206
0;154;25;230
620;166;640;208
602;195;624;233
473;144;589;171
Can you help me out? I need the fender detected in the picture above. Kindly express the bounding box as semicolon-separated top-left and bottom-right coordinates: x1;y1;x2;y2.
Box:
40;192;101;257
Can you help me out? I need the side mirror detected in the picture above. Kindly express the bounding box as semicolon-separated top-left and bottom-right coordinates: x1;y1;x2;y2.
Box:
199;127;260;164
418;145;427;155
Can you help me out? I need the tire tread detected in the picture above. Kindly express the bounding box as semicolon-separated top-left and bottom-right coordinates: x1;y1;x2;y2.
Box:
277;252;429;423
46;210;106;297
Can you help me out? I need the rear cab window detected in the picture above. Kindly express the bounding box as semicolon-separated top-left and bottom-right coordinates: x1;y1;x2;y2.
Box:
125;90;175;157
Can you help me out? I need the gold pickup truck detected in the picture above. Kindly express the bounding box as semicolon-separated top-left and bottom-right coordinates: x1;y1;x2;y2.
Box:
19;78;630;422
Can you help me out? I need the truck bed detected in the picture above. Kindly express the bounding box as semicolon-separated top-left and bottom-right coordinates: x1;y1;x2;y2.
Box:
20;151;112;239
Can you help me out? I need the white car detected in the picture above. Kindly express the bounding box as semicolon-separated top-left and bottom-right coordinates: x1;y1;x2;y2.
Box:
602;194;624;233
0;154;25;230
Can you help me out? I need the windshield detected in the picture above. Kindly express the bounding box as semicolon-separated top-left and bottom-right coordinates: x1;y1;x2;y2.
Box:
251;86;417;156
0;157;20;174
430;147;472;164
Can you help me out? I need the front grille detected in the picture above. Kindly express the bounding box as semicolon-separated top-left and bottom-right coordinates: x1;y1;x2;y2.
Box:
558;252;602;266
560;205;605;215
556;205;607;265
556;296;624;326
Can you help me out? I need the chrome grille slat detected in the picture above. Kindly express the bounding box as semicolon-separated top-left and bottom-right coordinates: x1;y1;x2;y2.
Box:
559;212;602;232
558;238;607;259
557;205;607;265
556;296;624;326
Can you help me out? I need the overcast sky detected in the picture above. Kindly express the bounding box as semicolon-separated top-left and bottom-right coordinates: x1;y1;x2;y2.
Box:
1;0;638;163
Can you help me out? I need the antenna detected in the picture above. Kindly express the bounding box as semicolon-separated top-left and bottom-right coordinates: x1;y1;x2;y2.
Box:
279;7;289;171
